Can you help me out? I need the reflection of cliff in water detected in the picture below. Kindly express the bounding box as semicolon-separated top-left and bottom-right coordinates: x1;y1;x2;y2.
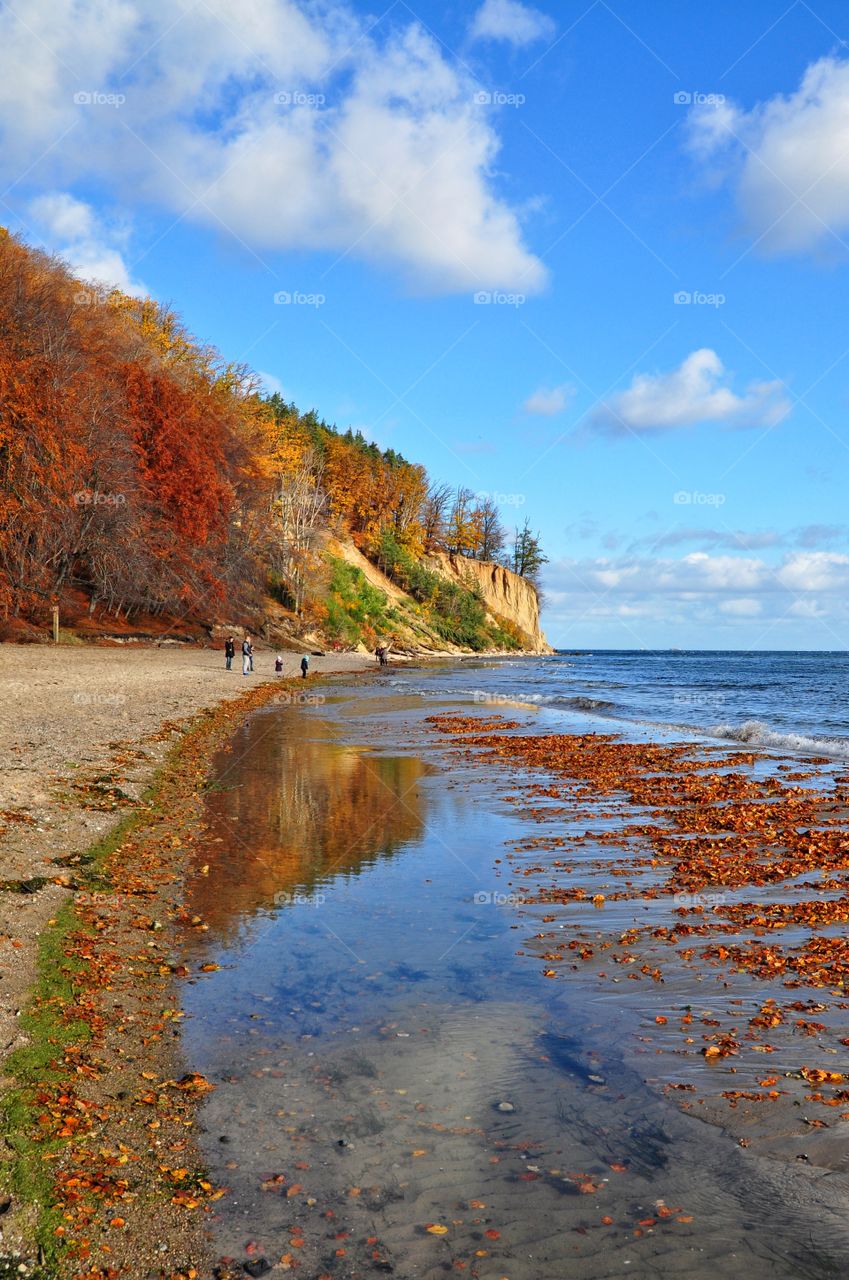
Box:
186;710;430;940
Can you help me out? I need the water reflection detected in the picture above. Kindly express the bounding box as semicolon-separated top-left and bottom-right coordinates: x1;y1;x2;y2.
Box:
185;708;430;940
179;693;849;1280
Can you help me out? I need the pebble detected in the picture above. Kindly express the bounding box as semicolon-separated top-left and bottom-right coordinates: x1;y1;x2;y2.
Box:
243;1260;271;1278
496;1101;515;1112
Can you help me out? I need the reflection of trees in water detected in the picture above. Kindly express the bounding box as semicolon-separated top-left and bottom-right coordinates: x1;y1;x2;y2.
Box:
186;721;428;939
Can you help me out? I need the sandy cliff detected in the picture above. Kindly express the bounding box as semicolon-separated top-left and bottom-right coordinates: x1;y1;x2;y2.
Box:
424;551;553;654
324;536;552;655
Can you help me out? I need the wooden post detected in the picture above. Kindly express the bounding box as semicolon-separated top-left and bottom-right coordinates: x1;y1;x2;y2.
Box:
52;605;59;644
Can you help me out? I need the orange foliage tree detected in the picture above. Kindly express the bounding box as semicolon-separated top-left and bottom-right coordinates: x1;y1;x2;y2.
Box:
0;229;544;630
0;231;266;623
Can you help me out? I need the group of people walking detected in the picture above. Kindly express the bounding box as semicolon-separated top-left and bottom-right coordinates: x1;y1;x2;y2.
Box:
224;635;310;678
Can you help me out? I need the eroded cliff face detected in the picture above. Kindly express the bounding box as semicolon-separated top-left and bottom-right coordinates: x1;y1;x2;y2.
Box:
425;551;553;653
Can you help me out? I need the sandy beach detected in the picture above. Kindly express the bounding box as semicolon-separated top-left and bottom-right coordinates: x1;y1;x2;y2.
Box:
0;642;373;1265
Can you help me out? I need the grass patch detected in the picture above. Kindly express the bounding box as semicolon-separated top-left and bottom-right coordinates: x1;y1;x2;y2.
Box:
0;802;147;1270
375;531;522;651
324;557;397;648
0;681;285;1275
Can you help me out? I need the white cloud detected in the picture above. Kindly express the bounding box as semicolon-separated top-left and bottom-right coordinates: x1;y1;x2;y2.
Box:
777;550;849;593
720;597;762;616
0;1;546;295
788;599;827;619
589;348;789;434
29;192;147;295
547;549;849;601
689;56;849;256
469;0;555;46
542;545;849;643
636;527;781;551
523;383;573;415
256;370;288;398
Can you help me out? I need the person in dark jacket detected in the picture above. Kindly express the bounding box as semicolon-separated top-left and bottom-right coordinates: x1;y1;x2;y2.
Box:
300;654;310;678
242;635;252;676
224;636;235;670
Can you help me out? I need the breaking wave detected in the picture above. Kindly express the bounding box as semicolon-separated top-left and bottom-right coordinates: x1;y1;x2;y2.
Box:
706;719;849;760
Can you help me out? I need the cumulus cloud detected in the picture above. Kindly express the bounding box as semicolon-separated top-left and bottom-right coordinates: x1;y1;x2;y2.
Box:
795;523;849;548
0;0;546;294
719;597;762;616
688;56;849;256
469;0;555;46
776;550;849;593
788;599;827;619
588;348;789;434
629;525;848;553
523;383;573;415
633;527;781;551
256;370;288;398
546;549;849;600
542;547;849;642
29;192;147;295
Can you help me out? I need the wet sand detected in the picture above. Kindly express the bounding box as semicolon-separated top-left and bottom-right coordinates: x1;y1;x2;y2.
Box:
0;644;372;1262
175;680;849;1278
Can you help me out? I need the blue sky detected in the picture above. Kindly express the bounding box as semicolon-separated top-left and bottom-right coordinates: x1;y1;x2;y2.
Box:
3;0;849;649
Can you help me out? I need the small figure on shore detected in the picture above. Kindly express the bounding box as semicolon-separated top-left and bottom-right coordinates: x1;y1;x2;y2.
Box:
224;635;235;670
300;654;310;679
275;654;283;674
242;634;252;676
376;645;389;667
248;637;254;671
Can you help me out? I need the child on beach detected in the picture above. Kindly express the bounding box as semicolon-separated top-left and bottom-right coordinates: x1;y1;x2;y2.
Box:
300;654;309;678
275;655;283;673
225;636;235;670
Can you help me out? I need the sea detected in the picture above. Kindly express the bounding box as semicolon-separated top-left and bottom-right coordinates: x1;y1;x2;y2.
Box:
386;648;849;759
176;650;849;1279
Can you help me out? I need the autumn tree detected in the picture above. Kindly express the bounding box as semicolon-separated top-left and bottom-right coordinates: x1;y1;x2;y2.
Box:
0;231;264;623
473;496;506;563
421;481;452;550
446;487;483;557
511;518;548;595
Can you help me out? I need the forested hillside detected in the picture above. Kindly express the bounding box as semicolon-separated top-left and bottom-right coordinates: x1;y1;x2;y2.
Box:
0;230;547;650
